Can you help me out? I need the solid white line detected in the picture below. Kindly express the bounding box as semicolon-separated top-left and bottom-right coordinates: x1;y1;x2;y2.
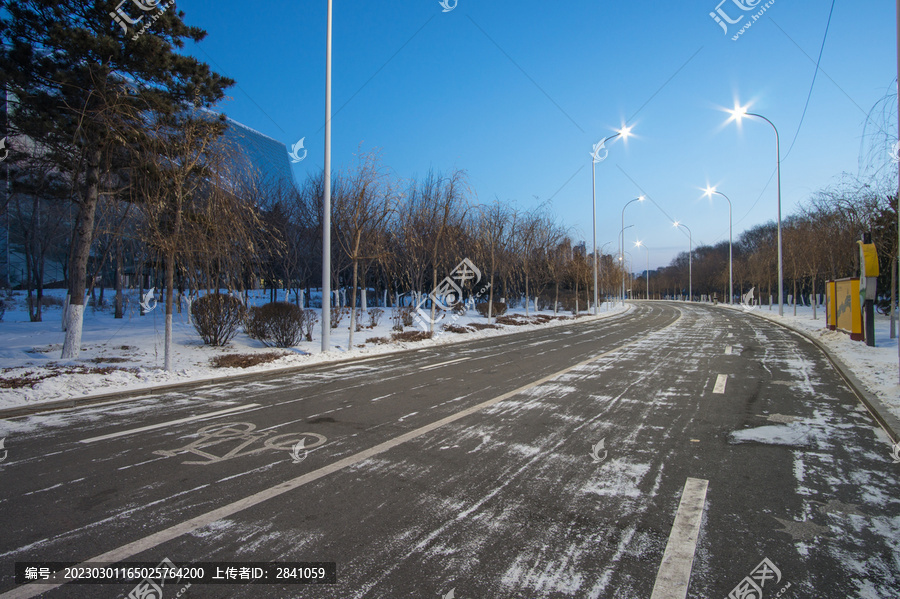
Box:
419;357;470;370
713;374;728;394
4;317;685;599
78;404;262;444
649;477;709;599
724;345;732;355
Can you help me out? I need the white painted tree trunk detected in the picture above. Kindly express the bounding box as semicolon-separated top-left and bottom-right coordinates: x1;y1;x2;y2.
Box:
60;304;84;359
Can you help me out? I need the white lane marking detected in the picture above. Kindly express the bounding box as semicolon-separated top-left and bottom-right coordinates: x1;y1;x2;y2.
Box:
713;374;728;394
419;357;470;371
727;333;733;338
724;346;733;355
650;477;709;599
78;404;262;444
4;318;685;599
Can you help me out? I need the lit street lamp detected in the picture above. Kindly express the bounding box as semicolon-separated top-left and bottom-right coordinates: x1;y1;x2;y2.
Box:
592;125;633;314
728;105;783;316
673;221;692;301
620;196;644;303
618;224;634;305
704;186;733;304
635;240;650;300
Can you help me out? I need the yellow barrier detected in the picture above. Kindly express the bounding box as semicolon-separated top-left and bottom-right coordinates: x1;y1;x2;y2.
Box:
827;278;862;341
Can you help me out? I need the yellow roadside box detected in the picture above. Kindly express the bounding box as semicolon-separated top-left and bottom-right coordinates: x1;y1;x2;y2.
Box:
826;278;863;341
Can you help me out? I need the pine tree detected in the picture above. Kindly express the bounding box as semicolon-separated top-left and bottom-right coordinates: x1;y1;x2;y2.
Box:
0;0;233;358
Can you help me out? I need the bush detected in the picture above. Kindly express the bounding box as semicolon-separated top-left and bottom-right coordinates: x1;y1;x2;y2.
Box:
191;293;247;346
368;308;384;328
300;309;318;342
391;306;414;331
330;306;348;329
475;302;507;317
247;302;305;348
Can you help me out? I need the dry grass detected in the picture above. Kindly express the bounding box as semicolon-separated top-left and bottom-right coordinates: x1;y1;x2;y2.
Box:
469;323;500;331
0;365;134;389
89;357;129;364
210;352;288;369
366;337;391;345
443;324;471;334
391;330;434;343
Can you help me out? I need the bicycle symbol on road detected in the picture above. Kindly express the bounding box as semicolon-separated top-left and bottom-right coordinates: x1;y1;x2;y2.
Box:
154;422;326;466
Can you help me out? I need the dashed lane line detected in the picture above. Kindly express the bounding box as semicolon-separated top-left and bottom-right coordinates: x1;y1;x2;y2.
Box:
650;477;710;599
713;374;728;394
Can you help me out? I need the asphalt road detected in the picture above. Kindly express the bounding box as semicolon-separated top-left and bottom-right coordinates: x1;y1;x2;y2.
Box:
0;302;898;598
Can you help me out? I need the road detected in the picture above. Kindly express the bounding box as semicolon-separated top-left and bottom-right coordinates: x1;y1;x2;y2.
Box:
0;302;898;598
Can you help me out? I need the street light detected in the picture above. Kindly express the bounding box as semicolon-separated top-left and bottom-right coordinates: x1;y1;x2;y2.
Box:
674;221;693;301
321;0;333;352
635;240;650;300
620;196;645;304
592;125;633;314
618;224;634;305
728;104;783;316
704;185;733;305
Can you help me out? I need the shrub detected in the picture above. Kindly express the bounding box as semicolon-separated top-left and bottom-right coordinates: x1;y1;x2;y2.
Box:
475;301;507;317
247;302;305;348
391;306;414;331
368;308;384;328
366;336;391;345
191;293;247;346
330;306;348;329
495;315;528;326
300;309;318;342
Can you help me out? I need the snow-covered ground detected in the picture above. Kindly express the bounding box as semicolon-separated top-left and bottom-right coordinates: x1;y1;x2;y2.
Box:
0;289;630;411
721;302;900;425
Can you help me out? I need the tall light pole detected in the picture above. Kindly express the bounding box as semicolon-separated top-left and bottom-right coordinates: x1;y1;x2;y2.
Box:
728;106;783;316
591;125;633;314
620;196;644;303
635;240;650;300
321;0;333;352
704;186;733;304
598;241;613;309
674;221;692;301
618;224;634;305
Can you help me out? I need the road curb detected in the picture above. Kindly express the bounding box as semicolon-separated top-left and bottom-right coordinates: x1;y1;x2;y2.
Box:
0;305;636;420
716;304;899;444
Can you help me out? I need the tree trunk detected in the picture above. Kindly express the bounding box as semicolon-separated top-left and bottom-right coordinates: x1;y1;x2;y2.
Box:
349;258;359;347
165;248;175;371
61;147;102;359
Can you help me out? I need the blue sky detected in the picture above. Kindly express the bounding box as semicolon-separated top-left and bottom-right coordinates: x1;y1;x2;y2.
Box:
177;0;897;269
